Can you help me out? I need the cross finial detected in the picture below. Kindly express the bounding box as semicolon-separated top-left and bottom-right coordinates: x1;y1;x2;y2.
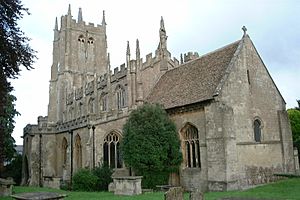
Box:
242;26;247;36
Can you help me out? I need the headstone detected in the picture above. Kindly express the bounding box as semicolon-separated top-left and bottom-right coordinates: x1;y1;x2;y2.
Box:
164;187;184;200
108;182;115;192
190;189;203;200
0;178;15;197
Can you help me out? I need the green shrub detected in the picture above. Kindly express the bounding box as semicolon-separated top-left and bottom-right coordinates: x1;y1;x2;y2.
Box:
93;163;113;191
72;169;98;191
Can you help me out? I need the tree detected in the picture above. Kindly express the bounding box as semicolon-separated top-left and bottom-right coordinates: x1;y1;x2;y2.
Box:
287;107;300;155
0;0;36;176
121;104;182;189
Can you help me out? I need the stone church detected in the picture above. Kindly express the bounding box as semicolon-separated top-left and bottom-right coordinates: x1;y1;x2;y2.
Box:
22;6;296;191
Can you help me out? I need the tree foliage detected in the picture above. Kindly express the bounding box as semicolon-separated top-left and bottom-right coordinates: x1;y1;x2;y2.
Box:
121;104;182;188
3;154;22;185
287;108;300;152
0;0;36;175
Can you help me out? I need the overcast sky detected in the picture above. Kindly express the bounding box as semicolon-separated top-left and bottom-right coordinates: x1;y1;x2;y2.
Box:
11;0;300;145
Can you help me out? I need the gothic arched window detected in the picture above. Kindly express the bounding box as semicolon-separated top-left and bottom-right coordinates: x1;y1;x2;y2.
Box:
181;123;201;168
254;119;262;142
75;134;82;169
62;137;68;167
116;85;126;110
103;131;122;168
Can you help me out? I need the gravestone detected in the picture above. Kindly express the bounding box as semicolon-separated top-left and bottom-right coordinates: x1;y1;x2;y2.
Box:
190;189;203;200
164;187;184;200
0;178;15;197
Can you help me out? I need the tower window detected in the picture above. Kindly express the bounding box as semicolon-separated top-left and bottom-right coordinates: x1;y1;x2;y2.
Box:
88;37;94;44
78;35;85;43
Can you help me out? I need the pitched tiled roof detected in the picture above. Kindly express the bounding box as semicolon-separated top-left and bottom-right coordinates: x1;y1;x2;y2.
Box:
146;40;241;109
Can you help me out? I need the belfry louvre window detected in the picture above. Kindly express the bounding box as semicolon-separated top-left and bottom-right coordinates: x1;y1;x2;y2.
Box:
103;132;122;168
254;119;262;142
181;124;201;168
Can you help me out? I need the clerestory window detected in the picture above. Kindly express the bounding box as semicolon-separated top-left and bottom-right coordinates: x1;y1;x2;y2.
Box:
116;85;126;110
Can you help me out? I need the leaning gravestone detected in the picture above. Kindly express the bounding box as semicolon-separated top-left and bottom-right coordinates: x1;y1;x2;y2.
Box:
164;187;184;200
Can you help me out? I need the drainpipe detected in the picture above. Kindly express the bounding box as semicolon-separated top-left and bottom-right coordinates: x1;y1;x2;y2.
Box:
69;130;73;187
39;134;42;187
92;126;95;169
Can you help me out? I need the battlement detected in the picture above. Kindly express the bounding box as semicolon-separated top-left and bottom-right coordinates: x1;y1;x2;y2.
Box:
141;51;179;70
58;5;106;33
183;52;199;63
111;64;127;82
60;15;105;32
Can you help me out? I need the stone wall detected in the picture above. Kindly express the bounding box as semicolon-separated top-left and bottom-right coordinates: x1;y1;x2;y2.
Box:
169;107;208;191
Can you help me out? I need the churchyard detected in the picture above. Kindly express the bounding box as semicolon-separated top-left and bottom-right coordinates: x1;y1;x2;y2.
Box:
1;178;300;200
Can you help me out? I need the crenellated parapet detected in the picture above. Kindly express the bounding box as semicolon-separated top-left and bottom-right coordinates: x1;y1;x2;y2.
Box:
111;64;128;83
183;52;199;63
140;51;179;70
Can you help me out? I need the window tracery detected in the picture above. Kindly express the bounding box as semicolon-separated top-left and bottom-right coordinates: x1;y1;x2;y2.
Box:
103;131;122;168
181;123;201;168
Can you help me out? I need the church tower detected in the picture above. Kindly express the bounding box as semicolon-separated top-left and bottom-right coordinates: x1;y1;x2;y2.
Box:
48;5;108;123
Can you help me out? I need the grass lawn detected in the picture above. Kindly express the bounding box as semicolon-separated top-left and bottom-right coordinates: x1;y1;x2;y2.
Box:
205;178;300;200
2;178;300;200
